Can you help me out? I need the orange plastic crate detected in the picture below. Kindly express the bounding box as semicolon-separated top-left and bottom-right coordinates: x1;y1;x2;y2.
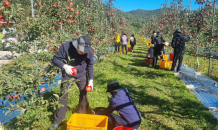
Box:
67;113;108;130
159;60;173;69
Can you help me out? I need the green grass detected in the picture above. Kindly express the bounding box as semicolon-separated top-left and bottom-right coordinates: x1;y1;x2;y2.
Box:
58;37;218;129
4;37;218;130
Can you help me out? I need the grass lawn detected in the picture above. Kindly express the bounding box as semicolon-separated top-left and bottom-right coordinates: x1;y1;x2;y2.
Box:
4;37;218;130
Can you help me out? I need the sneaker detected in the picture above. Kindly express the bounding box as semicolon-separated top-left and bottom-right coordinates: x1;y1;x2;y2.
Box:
50;124;59;130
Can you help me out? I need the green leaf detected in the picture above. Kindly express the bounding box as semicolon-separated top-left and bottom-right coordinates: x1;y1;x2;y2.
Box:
58;103;64;108
4;111;11;116
3;11;10;15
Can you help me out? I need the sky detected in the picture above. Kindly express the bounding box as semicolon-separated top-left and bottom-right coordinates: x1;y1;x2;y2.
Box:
113;0;200;12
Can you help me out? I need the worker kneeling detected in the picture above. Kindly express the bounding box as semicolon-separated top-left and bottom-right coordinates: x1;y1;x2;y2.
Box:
97;80;141;130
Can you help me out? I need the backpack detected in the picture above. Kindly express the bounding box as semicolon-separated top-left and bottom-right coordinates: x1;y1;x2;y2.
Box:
130;37;134;42
146;47;154;58
130;37;136;45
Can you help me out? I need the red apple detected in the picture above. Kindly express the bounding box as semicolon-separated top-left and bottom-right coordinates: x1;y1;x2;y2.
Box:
75;11;79;15
39;59;42;62
65;6;69;9
21;118;25;121
71;67;77;76
86;86;92;92
39;2;43;8
40;87;46;92
58;20;62;25
52;4;56;8
106;55;108;57
13;95;19;100
0;15;5;27
58;1;61;4
68;20;72;23
69;15;73;18
40;75;45;78
70;2;74;6
214;36;218;41
52;26;56;30
4;0;11;8
8;95;13;101
70;8;74;12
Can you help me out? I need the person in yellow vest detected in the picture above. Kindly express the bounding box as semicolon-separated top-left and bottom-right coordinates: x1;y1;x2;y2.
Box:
114;32;121;52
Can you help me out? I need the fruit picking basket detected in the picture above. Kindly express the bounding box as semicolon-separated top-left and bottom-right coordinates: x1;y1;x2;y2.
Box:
67;113;108;130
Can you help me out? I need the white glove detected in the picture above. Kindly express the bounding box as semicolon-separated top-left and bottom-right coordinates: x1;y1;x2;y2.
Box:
88;80;93;90
63;64;73;75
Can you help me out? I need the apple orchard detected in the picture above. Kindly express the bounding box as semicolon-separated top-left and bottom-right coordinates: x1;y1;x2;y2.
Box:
0;0;135;128
0;0;218;129
140;0;218;75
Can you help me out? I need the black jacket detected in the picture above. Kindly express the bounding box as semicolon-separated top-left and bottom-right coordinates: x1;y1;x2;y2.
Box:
154;36;165;46
171;33;190;53
151;35;156;44
154;44;165;56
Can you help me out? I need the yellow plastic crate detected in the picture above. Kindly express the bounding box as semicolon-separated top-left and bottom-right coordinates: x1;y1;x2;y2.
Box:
145;40;151;44
67;113;108;130
159;54;168;61
167;60;173;69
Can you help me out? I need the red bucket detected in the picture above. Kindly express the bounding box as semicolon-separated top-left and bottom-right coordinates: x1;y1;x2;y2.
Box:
128;47;132;51
170;54;174;61
145;59;153;65
113;126;134;130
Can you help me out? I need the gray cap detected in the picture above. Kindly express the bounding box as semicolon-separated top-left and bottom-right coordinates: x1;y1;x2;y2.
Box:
72;35;94;53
